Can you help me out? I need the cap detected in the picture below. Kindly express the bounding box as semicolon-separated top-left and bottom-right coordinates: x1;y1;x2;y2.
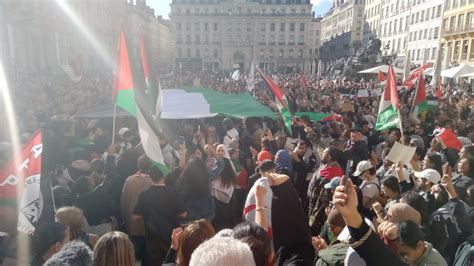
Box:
118;127;130;137
414;169;441;184
324;176;341;190
257;150;272;163
353;160;373;176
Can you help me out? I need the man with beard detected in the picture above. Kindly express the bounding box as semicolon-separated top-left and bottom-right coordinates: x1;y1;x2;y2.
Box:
414;169;441;214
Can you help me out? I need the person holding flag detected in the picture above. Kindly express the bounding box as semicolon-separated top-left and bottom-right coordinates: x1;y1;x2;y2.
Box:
256;66;293;135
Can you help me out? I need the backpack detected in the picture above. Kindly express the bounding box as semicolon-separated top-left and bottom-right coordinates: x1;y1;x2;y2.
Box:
308;177;330;235
315;242;349;266
454;235;474;266
428;201;469;264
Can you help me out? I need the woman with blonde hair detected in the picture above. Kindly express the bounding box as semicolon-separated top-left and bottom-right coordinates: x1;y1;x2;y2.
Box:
55;206;98;248
93;231;135;266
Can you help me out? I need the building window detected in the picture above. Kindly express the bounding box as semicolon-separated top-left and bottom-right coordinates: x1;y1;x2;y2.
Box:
289;49;294;58
177;34;183;43
270;49;274;58
298;49;303;58
214;49;218;58
205;23;209;31
196;48;200;57
437;5;442;17
177;23;182;30
178;48;182;57
424;29;428;39
186;23;191;31
186;35;191;43
261;23;266;31
280;23;285;31
290;23;295;31
260;49;265;58
205;49;209;57
214;23;218;31
434;27;439;38
300;23;305;31
279;49;284;58
463;40;469;54
432;47;437;59
271;23;275;31
187;48;191;57
421;11;425;22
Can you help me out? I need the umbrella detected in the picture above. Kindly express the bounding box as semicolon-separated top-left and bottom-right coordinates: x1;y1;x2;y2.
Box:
358;65;404;74
440;64;474;78
459;72;474;77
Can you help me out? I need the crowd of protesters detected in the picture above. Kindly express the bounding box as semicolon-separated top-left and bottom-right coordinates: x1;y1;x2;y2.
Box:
0;68;474;266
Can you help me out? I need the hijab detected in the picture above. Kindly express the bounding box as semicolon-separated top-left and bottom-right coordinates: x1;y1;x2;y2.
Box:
387;202;421;225
275;149;293;173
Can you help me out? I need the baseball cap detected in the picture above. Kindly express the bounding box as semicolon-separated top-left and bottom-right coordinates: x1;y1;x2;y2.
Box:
353;160;373;176
118;127;130;137
324;176;341;190
414;169;441;184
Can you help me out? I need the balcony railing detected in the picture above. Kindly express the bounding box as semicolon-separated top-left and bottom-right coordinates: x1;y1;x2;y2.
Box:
444;24;474;35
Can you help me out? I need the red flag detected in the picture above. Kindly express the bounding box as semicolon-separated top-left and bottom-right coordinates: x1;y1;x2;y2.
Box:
413;71;427;106
112;31;134;100
434;128;462;151
378;71;386;82
256;67;287;108
387;65;400;110
436;81;443;102
0;131;43;234
402;63;431;88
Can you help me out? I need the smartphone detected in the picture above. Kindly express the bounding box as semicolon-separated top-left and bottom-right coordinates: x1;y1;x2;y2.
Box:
344;160;353;193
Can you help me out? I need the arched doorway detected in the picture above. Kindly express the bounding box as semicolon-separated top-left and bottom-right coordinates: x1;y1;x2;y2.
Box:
233;51;245;72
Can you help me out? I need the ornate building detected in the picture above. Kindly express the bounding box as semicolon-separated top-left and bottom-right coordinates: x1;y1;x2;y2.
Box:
0;0;172;76
441;0;474;66
170;0;320;73
319;0;365;62
363;0;382;46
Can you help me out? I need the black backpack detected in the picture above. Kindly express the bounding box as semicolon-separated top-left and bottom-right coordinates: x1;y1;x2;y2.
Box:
428;201;469;264
454;235;474;266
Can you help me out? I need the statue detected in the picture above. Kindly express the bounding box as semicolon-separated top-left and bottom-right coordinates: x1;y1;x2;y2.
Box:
355;38;382;64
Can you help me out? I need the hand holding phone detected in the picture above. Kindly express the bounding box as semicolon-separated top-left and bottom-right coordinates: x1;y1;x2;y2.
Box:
344;160;353;193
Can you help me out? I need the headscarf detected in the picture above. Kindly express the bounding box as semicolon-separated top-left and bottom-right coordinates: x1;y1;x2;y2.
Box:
387;203;421;225
275;149;293;173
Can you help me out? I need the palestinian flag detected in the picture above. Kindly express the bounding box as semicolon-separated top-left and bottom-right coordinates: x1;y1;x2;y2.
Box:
299;73;313;107
375;65;400;131
0;131;43;234
159;88;276;119
410;70;429;119
256;67;292;133
295;112;342;122
113;30;168;175
402;63;431;89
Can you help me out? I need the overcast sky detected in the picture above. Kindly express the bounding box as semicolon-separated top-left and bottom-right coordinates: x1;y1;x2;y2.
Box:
148;0;333;19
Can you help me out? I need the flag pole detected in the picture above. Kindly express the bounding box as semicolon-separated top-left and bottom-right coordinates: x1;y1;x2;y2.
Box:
112;104;117;144
398;109;406;144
